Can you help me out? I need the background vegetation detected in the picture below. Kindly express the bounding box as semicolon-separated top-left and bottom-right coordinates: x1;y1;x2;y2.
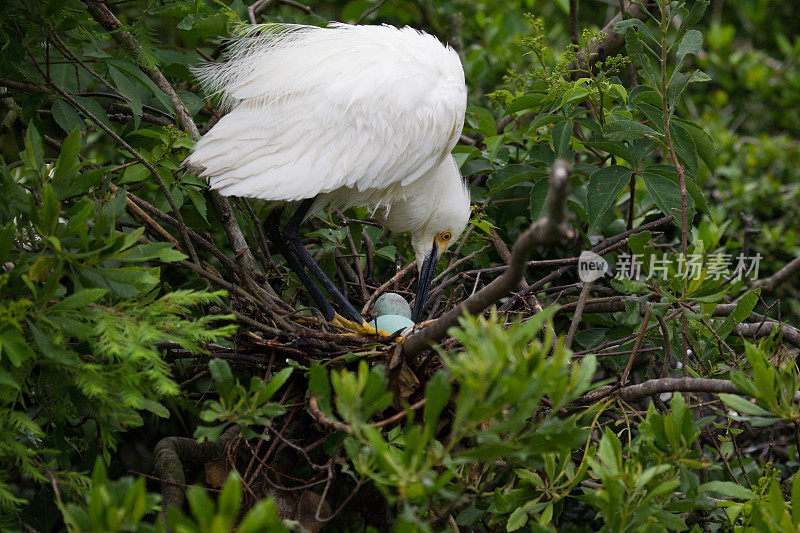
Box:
1;0;800;531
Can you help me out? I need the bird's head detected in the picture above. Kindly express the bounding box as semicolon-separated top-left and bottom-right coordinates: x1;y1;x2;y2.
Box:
409;187;470;323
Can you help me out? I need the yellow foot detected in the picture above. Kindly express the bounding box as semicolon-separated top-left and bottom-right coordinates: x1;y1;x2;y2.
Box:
331;313;397;339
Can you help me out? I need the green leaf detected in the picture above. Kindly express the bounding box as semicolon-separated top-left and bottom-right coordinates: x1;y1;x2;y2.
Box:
52;100;83;134
186;485;215;525
677;30;703;62
185;186;209;224
671;123;699;176
668;72;692;109
1;329;34;367
604;120;660;142
506;93;544;114
109;59;174;114
0;369;20;390
139;398;170;418
53;127;83;183
583;140;635;165
529;178;550;221
218;474;242;518
423;370;451;439
677;0;710;39
121;242;187;263
507;507;528;532
689;70;711;84
71;95;112;130
209;358;233;382
0;223;16;265
375;245;396;261
614;18;659;48
587;165;633;233
791;474;800;525
718;393;771;416
120;164;150;184
551;120;572;160
717;290;759;338
25;124;43;169
698;480;757;500
40;185;61;235
108;66;143;127
678;120;716;170
641;172;694;224
50;288;107;311
262;367;293;400
653;510;688;531
467;106;496;137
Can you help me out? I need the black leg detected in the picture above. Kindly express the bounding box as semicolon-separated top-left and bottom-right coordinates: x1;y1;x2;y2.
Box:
282;200;364;324
264;206;336;321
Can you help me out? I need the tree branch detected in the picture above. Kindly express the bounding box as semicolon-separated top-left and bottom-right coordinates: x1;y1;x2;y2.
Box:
755;255;800;292
576;377;739;405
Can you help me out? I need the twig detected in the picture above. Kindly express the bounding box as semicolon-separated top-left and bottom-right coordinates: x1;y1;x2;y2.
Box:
248;0;276;23
620;304;652;386
248;0;313;22
569;0;579;47
361;261;415;315
565;280;594;350
356;0;390;24
308;396;353;434
371;398;426;428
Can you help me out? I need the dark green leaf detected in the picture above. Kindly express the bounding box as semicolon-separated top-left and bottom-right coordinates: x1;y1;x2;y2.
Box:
698;480;757;500
52;100;83;134
552;121;572;160
1;329;34;367
53;127;82;183
641;172;694;224
587;165;632;233
529;178;550;221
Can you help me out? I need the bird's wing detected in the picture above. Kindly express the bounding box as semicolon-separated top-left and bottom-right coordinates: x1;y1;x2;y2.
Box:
184;23;466;201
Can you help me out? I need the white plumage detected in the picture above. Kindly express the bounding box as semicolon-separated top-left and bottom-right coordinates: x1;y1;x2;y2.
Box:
185;22;471;324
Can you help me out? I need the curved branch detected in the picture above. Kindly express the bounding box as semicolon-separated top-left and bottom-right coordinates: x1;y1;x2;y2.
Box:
402;161;573;358
153;426;240;519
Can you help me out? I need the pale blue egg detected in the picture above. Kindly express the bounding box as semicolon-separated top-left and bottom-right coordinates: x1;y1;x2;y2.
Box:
369;314;415;335
373;292;412;319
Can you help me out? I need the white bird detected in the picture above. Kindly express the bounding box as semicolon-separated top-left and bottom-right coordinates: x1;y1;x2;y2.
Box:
185;22;470;330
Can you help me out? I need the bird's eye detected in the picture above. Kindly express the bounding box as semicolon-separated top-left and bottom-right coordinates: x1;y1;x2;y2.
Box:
441;231;452;241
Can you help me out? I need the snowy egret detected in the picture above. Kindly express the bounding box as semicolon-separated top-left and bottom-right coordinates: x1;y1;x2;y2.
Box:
185;22;470;331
